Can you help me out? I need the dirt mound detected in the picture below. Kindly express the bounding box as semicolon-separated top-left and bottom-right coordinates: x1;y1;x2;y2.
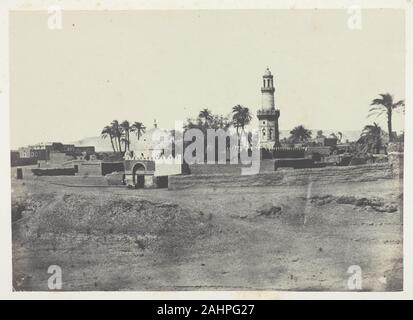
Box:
309;195;398;213
14;193;214;254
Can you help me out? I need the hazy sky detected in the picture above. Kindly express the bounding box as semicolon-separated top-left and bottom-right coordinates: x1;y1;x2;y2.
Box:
10;9;405;148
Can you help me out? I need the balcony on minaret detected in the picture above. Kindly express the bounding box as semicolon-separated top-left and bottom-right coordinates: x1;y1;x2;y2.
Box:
261;86;275;93
257;109;279;117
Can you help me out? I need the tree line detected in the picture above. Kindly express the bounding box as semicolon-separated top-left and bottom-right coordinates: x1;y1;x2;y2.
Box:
279;93;405;154
101;92;404;155
358;93;404;153
101;120;146;153
101;106;254;154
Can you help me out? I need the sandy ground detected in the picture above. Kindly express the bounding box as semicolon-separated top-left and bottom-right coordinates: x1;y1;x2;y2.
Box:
11;174;403;291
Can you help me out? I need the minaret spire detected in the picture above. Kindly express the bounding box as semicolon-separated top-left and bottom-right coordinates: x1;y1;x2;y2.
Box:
257;67;280;149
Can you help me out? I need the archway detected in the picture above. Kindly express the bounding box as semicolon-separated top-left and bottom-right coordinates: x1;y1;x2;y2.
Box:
132;163;146;188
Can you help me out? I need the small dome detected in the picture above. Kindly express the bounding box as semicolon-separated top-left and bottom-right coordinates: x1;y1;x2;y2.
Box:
264;67;272;76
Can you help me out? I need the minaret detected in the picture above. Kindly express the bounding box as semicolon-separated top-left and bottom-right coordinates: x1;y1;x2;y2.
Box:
257;67;280;149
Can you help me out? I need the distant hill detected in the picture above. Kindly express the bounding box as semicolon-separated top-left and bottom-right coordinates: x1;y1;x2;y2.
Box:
72;129;362;152
71;136;114;152
71;128;169;152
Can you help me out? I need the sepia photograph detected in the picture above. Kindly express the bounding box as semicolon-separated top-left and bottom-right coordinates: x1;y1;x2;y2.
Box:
1;0;411;301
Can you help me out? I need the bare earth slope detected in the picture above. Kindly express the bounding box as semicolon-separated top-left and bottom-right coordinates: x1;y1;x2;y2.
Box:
12;176;402;291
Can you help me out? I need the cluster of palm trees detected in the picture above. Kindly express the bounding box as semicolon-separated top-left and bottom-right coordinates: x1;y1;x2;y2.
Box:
188;108;231;131
280;127;344;146
183;106;253;159
284;93;405;154
101;120;146;153
184;106;253;144
186;105;252;134
368;93;405;141
100;106;253;155
100;93;404;155
358;93;405;153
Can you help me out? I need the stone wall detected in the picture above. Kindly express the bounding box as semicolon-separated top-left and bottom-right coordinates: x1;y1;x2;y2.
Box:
188;160;275;175
32;168;76;176
101;162;124;175
31;175;110;186
10;157;37;167
76;161;102;176
169;163;395;190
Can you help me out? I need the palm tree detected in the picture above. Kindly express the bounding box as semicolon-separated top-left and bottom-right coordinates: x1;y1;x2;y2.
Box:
232;105;252;138
232;105;252;132
120;120;132;151
329;132;343;143
232;105;252;153
110;120;122;152
231;105;243;137
289;125;312;144
369;93;404;142
198;108;213;127
101;125;116;152
357;122;386;154
131;121;146;140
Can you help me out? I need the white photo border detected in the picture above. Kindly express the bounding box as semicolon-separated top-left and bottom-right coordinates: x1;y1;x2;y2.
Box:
0;0;411;300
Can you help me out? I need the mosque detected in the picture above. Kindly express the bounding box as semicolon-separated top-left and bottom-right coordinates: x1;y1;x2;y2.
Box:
123;67;281;188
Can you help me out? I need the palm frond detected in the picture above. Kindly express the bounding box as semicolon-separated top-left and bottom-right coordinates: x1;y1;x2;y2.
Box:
367;110;386;118
370;98;384;106
369;106;384;112
393;100;405;108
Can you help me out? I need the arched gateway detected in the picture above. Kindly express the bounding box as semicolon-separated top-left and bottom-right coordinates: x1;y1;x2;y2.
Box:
124;157;184;189
132;162;146;188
